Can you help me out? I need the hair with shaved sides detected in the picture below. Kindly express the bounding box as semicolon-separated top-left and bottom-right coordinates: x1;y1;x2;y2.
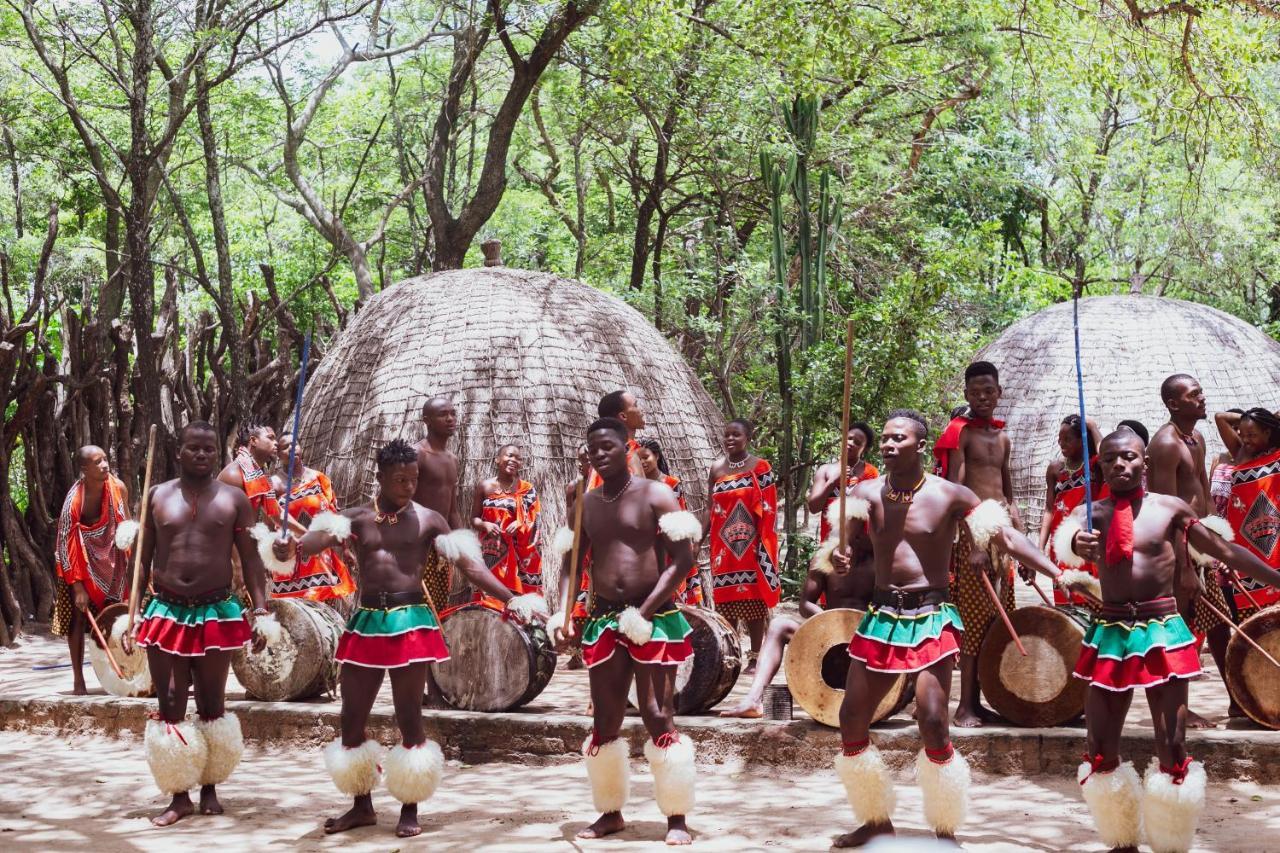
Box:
1159;373;1196;403
588;417;628;443
884;409;929;441
376;438;418;470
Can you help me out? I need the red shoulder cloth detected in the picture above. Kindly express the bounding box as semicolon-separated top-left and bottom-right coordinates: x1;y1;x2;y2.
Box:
932;415;1005;479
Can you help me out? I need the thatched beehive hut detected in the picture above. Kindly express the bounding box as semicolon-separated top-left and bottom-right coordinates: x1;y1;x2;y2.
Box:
296;266;724;549
970;295;1280;530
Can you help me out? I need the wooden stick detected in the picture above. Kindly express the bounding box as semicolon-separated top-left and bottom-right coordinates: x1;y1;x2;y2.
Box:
1028;576;1055;608
1196;586;1280;672
84;608;125;680
126;425;158;635
1226;567;1264;611
562;479;587;639
837;317;855;552
978;567;1027;656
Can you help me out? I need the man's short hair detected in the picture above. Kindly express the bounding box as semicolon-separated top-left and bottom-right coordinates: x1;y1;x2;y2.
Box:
885;409;929;441
1116;419;1150;446
76;445;104;467
587;417;629;443
181;420;218;444
964;361;999;385
422;395;451;418
727;418;754;439
849;421;874;447
1159;373;1196;403
376;439;418;470
1101;428;1145;450
598;390;629;419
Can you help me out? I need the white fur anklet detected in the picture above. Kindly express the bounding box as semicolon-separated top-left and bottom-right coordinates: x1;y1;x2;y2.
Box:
582;734;630;813
323;739;383;796
195;712;244;786
916;747;970;835
835;744;896;824
1142;758;1205;853
1058;569;1101;600
618;607;653;645
645;734;695;817
1077;759;1141;849
144;717;208;795
383;741;445;804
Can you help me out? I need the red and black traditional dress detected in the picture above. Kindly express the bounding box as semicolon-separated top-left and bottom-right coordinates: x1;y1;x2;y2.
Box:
275;469;355;601
1227;448;1280;613
233;447;282;521
660;474;703;606
53;475;132;635
1046;460;1105;607
818;462;880;542
708;458;780;621
476;479;542;605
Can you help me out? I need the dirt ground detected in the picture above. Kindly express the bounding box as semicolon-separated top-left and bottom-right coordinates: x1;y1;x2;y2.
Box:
0;730;1275;852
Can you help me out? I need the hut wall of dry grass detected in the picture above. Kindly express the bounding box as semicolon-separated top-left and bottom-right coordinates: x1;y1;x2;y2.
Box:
296;267;725;586
971;295;1280;531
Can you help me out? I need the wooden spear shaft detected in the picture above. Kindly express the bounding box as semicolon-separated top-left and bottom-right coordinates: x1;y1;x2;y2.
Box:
562;479;587;639
979;567;1027;656
126;425;158;635
837;317;855;552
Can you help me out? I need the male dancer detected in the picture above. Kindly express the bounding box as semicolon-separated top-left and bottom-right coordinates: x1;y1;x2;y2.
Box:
549;417;702;845
590;390;647;484
1147;373;1227;728
830;411;1070;848
218;422;282;524
1056;429;1280;853
124;421;270;827
293;439;542;838
54;445;137;694
935;361;1022;727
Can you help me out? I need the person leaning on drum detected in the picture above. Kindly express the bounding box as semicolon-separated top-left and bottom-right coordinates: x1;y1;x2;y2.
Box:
720;503;875;719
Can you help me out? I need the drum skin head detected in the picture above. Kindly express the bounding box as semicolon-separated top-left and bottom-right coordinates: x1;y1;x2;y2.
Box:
977;605;1087;727
785;608;906;728
1225;605;1280;730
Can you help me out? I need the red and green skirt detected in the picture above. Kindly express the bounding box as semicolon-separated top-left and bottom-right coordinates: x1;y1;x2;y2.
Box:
135;594;251;657
847;602;964;673
335;604;449;669
1073;609;1201;691
582;607;693;668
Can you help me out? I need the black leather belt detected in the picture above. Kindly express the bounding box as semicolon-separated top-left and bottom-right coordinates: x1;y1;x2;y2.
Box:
871;587;949;609
590;597;676;619
153;586;233;607
360;589;425;609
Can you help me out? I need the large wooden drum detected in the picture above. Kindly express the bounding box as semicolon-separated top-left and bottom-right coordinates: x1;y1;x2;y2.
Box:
785;608;909;728
627;606;743;714
89;602;154;698
233;598;345;701
977;605;1089;727
431;604;556;711
1225;605;1280;730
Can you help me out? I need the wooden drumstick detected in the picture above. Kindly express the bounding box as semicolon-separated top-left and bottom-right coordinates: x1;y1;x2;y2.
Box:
84;608;125;680
1028;576;1055;608
561;478;587;638
126;424;158;635
1226;566;1264;611
837;317;855;552
1196;583;1280;672
978;567;1027;656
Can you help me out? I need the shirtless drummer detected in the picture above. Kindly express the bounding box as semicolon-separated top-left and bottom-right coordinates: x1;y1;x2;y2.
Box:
549;417;704;845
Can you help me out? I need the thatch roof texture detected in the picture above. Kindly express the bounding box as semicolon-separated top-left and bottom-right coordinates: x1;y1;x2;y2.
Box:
296;266;725;552
971;295;1280;530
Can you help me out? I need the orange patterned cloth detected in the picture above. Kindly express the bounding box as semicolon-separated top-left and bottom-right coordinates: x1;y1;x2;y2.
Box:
660;475;703;606
477;479;543;600
1047;463;1109;606
817;463;880;542
55;475;131;612
234;448;281;520
274;469;355;601
709;459;780;609
1227;448;1280;611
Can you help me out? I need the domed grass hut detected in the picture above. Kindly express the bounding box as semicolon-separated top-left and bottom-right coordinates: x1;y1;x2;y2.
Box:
970;295;1280;530
296;266;725;561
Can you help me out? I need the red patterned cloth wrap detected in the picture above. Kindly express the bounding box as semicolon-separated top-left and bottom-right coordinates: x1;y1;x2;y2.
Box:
1227;448;1280;610
135;591;251;656
335;604;449;669
847;600;964;673
818;463;880;542
274;469;355;601
478;479;542;596
1072;597;1202;691
709;459;781;609
234;448;281;520
932;415;1004;479
659;475;702;606
581;603;693;668
55;474;131;612
1047;465;1109;606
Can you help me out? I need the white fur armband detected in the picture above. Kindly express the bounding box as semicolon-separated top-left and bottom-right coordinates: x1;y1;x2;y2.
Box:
1189;515;1234;566
546;609;566;637
310;511;353;543
824;496;870;533
618;606;654;645
1058;569;1101;600
552;526;576;562
114;519;139;551
251;523;296;580
965;499;1011;551
506;593;549;623
813;536;839;575
1051;515;1087;569
658;510;702;543
436;528;483;566
252;612;283;647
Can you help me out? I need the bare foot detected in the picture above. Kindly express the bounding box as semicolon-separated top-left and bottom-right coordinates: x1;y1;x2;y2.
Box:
577;811;625;839
151;793;195;827
666;816;692;845
719;700;764;719
199;784;223;815
567;653;585;671
396;804;422;838
834;820;894;848
1187;709;1218;729
324;797;377;834
71;682;88;696
744;659;759;676
953;707;984;728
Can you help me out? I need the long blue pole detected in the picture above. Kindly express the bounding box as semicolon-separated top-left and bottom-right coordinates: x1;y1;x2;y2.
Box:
279;332;312;540
1072;291;1094;532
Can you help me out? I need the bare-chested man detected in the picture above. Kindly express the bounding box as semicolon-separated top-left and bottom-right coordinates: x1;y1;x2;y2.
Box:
935;361;1023;728
54;445;136;695
292;439;543;838
413;397;463;608
1148;373;1226;729
218;422;283;525
830;410;1068;848
123;421;270;827
558;443;594;670
1056;429;1280;853
549;417;702;846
